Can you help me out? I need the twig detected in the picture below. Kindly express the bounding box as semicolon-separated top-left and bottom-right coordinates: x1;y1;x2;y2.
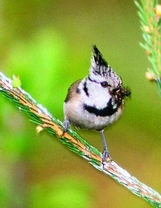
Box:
0;72;161;207
135;0;161;92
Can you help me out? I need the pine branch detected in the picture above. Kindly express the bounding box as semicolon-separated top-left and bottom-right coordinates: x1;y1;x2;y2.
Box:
135;0;161;92
0;72;161;207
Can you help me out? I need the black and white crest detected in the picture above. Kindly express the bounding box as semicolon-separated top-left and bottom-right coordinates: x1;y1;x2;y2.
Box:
91;45;113;77
90;45;122;87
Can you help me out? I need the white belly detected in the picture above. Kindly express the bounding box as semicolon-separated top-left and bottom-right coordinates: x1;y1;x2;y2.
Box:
64;100;123;130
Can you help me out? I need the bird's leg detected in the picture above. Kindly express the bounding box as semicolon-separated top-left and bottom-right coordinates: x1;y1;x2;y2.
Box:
100;129;112;162
62;117;70;133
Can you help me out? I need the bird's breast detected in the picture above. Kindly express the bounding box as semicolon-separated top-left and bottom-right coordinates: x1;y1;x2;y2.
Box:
64;96;124;130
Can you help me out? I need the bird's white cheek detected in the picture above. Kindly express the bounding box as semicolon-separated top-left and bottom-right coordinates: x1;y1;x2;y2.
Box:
84;88;111;109
93;93;111;108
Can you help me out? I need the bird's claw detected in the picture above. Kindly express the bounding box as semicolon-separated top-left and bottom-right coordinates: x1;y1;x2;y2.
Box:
102;150;112;163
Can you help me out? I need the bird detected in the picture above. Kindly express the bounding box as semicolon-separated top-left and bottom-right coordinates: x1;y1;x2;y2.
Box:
63;45;131;162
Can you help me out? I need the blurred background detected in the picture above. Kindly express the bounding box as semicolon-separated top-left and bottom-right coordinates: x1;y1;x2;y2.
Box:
0;0;161;207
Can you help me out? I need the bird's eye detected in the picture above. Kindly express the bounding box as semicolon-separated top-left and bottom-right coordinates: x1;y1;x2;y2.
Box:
101;81;110;88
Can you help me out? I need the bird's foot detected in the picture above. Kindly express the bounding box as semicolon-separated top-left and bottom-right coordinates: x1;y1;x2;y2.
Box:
62;118;70;136
102;149;112;163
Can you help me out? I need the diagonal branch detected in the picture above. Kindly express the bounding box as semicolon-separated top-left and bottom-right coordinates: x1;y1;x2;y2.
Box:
0;72;161;207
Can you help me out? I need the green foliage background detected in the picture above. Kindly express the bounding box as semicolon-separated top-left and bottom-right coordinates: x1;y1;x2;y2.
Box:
0;1;161;207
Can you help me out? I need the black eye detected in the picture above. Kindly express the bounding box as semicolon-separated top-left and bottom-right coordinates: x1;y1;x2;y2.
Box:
101;81;110;88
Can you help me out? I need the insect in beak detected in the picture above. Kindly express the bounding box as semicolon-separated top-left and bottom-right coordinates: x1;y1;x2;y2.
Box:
110;86;131;99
